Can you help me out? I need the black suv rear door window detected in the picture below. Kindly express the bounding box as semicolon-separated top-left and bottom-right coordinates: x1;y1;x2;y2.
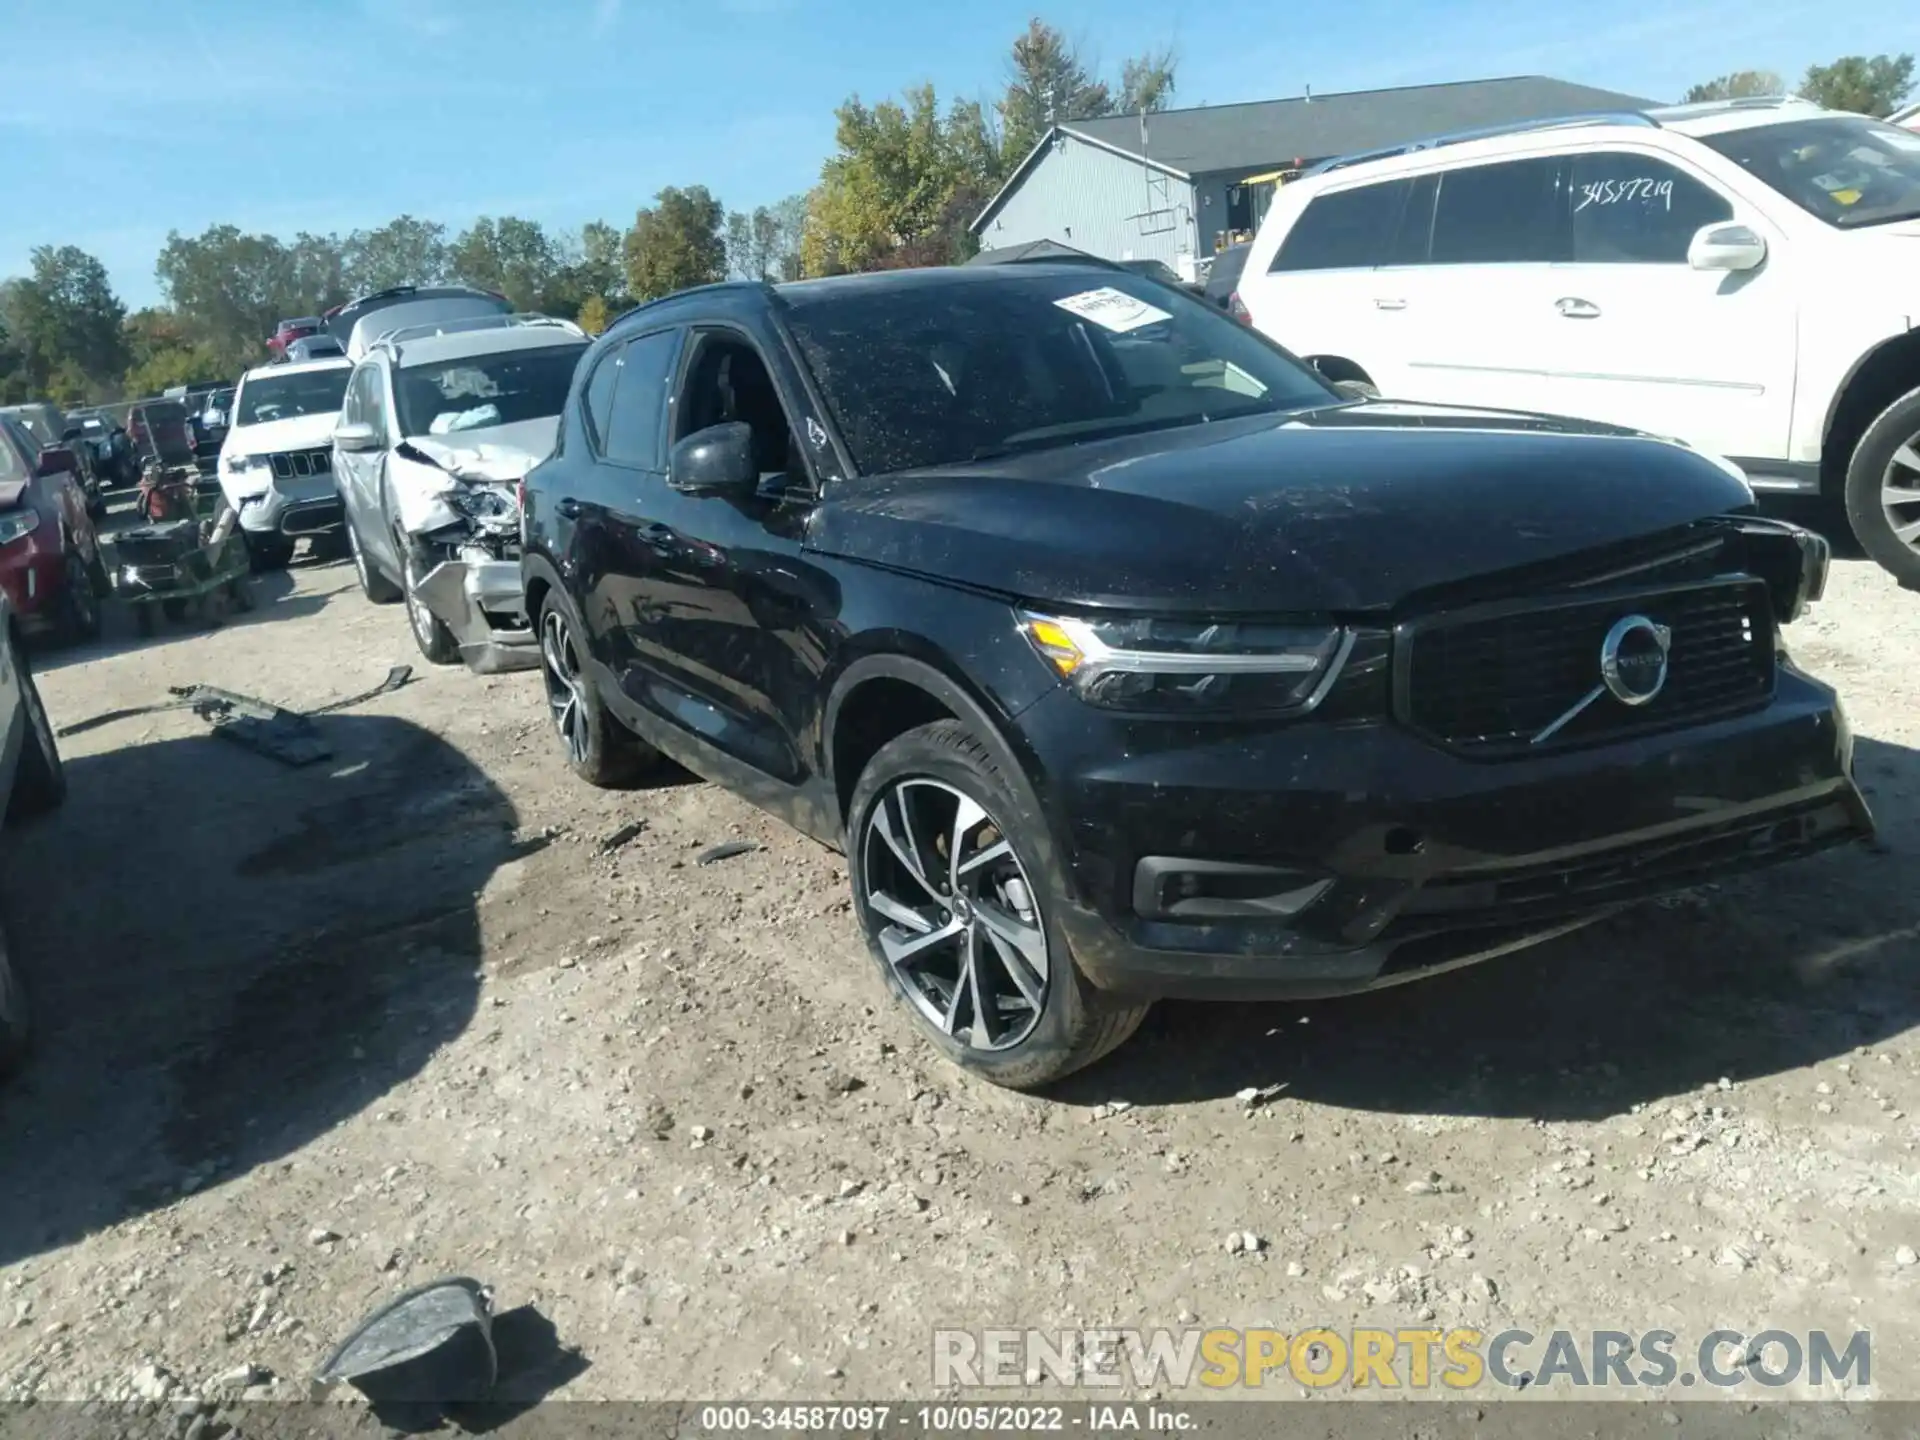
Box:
602;329;681;469
1569;153;1734;263
583;343;624;452
1271;178;1412;271
1429;157;1567;264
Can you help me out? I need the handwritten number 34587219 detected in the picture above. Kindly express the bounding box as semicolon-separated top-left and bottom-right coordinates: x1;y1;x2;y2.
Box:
1575;178;1675;212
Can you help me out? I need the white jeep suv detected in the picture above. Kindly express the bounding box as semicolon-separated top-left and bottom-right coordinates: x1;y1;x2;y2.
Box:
219;357;354;569
1238;97;1920;586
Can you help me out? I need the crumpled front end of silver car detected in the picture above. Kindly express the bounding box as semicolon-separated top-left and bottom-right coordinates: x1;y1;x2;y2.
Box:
399;442;539;674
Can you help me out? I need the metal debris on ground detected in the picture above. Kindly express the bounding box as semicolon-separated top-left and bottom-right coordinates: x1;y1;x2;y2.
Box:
312;1276;497;1413
697;840;759;865
54;666;415;761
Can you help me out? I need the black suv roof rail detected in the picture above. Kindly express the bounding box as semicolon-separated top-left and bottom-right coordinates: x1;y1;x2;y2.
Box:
607;280;777;331
1305;110;1661;177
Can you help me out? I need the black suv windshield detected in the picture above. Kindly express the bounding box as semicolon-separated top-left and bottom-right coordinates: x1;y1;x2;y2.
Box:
236;367;350;426
395;342;586;437
783;269;1337;473
1700;115;1920;227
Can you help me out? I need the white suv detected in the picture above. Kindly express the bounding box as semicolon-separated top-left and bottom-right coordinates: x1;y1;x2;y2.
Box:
1238;97;1920;586
218;357;354;569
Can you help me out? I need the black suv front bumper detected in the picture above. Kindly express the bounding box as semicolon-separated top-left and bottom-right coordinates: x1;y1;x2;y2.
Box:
1024;660;1872;1000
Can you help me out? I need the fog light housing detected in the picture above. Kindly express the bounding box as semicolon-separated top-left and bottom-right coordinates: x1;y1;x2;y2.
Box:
1133;857;1333;921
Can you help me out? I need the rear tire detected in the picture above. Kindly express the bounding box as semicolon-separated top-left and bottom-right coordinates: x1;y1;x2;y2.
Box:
536;591;659;788
846;719;1149;1090
7;632;65;822
1844;385;1920;590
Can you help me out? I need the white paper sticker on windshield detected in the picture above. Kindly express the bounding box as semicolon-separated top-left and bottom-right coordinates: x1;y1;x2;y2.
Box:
1053;286;1172;333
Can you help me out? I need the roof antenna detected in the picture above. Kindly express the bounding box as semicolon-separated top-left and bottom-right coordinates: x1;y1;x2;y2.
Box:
1305;83;1313;102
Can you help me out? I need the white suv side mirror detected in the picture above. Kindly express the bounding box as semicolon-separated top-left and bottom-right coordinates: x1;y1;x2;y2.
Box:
1688;223;1767;273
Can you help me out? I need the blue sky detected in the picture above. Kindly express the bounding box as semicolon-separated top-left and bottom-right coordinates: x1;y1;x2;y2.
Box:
3;0;1912;307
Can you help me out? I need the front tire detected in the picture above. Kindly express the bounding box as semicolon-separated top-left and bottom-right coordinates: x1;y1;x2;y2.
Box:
400;540;460;666
1844;385;1920;590
846;720;1149;1090
536;592;659;787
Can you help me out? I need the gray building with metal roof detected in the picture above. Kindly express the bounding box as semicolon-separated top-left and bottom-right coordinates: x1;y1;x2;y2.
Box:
969;75;1656;274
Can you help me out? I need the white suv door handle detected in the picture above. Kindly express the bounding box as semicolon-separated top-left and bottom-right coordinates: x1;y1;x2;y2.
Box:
1373;297;1407;311
1555;297;1601;318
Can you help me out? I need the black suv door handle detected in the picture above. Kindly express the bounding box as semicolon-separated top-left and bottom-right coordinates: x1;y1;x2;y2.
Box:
555;497;581;519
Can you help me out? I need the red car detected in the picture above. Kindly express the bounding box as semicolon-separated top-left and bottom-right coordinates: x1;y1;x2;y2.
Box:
266;316;324;362
0;586;65;1074
126;400;196;467
0;417;106;642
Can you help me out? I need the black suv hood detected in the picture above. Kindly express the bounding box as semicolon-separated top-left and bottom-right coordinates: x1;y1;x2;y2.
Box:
808;403;1754;614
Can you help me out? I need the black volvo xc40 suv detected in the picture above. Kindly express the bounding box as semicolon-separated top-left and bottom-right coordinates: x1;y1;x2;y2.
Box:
521;263;1871;1090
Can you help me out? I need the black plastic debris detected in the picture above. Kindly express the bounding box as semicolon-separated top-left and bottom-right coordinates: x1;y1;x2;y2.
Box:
314;1276;497;1423
697;840;759;865
56;665;413;747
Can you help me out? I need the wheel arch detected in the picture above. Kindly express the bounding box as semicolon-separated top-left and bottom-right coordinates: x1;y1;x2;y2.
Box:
1821;330;1920;497
822;648;1047;836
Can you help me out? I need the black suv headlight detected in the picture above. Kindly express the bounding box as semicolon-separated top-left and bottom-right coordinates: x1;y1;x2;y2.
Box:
1019;610;1350;715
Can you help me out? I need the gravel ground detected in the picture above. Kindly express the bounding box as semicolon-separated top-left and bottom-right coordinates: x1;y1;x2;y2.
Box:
1;520;1918;1410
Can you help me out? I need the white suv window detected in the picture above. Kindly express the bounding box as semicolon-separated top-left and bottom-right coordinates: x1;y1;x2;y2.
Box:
1569;154;1732;264
1271;178;1413;271
1429;156;1564;264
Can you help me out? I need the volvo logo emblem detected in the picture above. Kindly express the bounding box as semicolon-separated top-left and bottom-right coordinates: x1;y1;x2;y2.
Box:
1531;612;1673;745
1599;614;1672;707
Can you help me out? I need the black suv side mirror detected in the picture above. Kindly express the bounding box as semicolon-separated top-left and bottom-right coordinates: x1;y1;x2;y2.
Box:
670;421;758;496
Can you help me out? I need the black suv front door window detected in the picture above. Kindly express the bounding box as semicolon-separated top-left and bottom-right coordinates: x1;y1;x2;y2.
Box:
602;330;681;469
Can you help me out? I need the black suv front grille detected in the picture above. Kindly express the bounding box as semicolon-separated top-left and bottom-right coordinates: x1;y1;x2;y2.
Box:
270;448;331;479
1399;579;1775;755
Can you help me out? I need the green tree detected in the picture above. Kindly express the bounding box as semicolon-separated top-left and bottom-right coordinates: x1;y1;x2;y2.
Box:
769;194;809;281
120;306;223;397
999;19;1112;162
342;215;449;293
1119;48;1178;114
623;186;727;301
0;246;130;400
449;216;564;309
576;294;611;335
805;87;1000;275
1682;70;1784;103
725;209;755;280
155;224;306;374
1799;53;1915;117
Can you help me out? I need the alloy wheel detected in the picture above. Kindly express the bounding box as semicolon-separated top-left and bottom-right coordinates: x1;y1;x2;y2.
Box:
1883;432;1920;554
539;608;592;766
860;777;1050;1051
